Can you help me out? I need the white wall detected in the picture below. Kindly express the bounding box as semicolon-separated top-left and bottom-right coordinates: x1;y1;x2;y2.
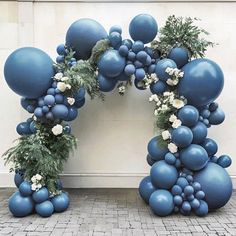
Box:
0;1;236;188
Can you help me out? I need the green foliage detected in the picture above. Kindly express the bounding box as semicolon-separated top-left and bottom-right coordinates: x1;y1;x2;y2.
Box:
156;135;168;149
155;110;173;130
151;15;215;58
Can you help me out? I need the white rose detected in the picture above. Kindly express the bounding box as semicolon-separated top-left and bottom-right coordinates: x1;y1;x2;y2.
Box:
168;143;178;153
31;176;37;183
149;94;159;102
161;104;168;111
166;79;175;86
67;97;75;105
54;72;63;81
172;79;179;85
169;114;177;123
162;130;171;140
172;119;182;128
165;67;171;73
35;174;42;181
163;92;171;97
61;76;69;81
52;124;63;136
172;99;185;109
168;69;174;75
66;84;71;89
151;73;158;81
37;184;42;189
179;72;184;77
31;183;37;191
57;82;67;92
156;101;161;106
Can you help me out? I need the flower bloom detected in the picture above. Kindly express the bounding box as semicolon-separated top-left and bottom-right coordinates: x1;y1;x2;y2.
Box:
57;82;67;92
54;72;63;81
162;130;171;140
67;97;75;105
168;142;178;153
52;124;63;136
172;99;185;109
172;119;182;128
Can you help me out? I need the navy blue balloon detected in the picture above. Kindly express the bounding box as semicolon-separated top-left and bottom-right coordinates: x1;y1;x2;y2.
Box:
19;181;33;197
51;192;70;213
194;162;232;209
209;102;218;112
32;187;49;203
178;105;199;127
51;104;69;119
16;122;31;135
146;154;156;166
4;47;54;98
195;200;208;216
14;170;24;188
97;74;117;92
74;97;85;109
74;87;86;101
150;160;178;189
64;106;78;121
201;138;218;156
149;190;174;216
115;72;130;81
9;191;34;217
35;200;54;217
191;122;208;144
66;18;107;60
155;59;177;81
180;144;208;171
150;81;167;94
56;44;66;55
209;108;225;125
118;45;129;57
109;25;122;34
217;155;232;168
109;32;122;49
147;136;168;161
122;39;133;49
139;176;156;203
168;47;189;68
129;14;158;44
132;41;144;53
179;59;224;107
171;126;193;148
98;50;126;78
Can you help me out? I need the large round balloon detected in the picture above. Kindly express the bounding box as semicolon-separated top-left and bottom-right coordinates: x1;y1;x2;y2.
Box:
4;47;54;98
194;162;232;209
178;59;224;107
32;187;49;203
139;176;156;203
66;18;107;60
35;200;54;217
178;105;199;127
168;47;189;68
129;14;158;44
19;181;33;197
51;192;70;213
191;122;208;144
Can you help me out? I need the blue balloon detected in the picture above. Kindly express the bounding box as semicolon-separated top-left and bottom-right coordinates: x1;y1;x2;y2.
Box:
139;176;156;203
42;106;49;114
217;155;232;168
118;45;129;57
129;14;158;44
150;81;167;94
115;72;130;81
8;191;34;217
124;64;135;76
56;44;66;55
4;47;54;98
109;32;122;49
97;73;117;92
98;50;126;78
155;59;177;81
127;51;136;61
122;39;133;49
176;177;188;189
168;47;189;68
16;122;31;135
47;88;55;95
56;179;63;190
164;153;176;165
184;186;194;196
64;106;78;121
74;98;85;109
171;185;182;195
194;200;208;217
171;126;193;148
208;108;225;125
190;199;200;209
29;121;36;133
150;160;178;189
149;190;174;216
147;136;168;161
63;124;71;134
51;104;69;119
66;18;107;60
201;138;218;156
194;162;232;209
46;111;54;120
146;154;156;166
74;87;86;101
109;25;122;34
55;94;64;104
44;95;55;106
191;122;208;144
135;68;145;81
32;187;49;203
14;170;24;188
179;59;224;107
34;107;43;118
209;102;218;112
180;144;208;171
136;51;148;64
21;98;36;110
173;195;183;205
35;200;54;217
19;181;33;197
132;41;144;53
51;192;70;213
56;55;64;63
182;201;191;212
178;105;199;127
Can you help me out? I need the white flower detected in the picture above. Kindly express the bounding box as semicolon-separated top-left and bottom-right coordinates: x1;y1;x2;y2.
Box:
167;79;179;86
168;69;174;75
169;114;177;123
165;67;171;73
179;72;184;77
154;109;158;116
57;82;67;92
37;184;42;189
162;130;171;140
118;85;126;93
168;143;178;153
61;76;69;81
33;116;37;121
156;101;161;106
67;97;75;105
52;124;63;136
173;68;180;76
66;84;71;89
149;94;159;102
163;91;171;97
31;183;37;191
31;176;37;183
172;119;182;128
161;104;168;111
35;174;42;181
151;73;158;81
172;99;185;109
54;72;63;81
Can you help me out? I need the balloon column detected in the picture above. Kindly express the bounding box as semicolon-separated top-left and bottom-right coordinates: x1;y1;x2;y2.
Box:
3;13;232;217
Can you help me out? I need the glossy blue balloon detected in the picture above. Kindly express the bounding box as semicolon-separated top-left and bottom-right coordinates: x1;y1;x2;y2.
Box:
64;106;78;121
149;190;174;216
171;126;193;148
14;170;24;188
56;44;66;55
139;176;156;203
32;187;49;203
179;59;224;107
195;200;208;216
155;59;177;81
168;47;189;68
34;107;44;118
150;81;167;94
147;136;168;161
176;177;188;189
191;122;208;144
16;122;31;135
4;47;54;98
150;160;178;189
129;14;158;44
178;105;199;127
208;108;225;125
146;154;156;166
194;162;232;209
51;104;69;119
9;191;34;217
98;50;126;78
201;138;218;156
29;121;36;133
217;155;232;168
35;200;54;217
51;192;70;213
171;185;182;195
97;73;117;92
180;144;208;171
174;195;183;205
66;18;107;60
19;181;33;197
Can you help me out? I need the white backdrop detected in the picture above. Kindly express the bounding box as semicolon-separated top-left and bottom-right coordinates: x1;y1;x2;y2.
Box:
0;1;236;188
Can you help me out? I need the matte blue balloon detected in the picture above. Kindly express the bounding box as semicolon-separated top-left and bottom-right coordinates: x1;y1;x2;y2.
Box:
98;50;126;78
201;138;218;156
132;41;144;53
148;64;156;74
46;111;54;120
134;60;143;68
192;182;201;192
209;102;218;112
14;170;24;188
29;121;36;133
208;108;225;125
35;200;54;217
19;181;33;197
171;185;182;195
139;176;156;203
51;192;70;213
150;160;178;189
182;201;191;212
115;72;130;81
195;190;205;200
66;18;107;60
32;187;49;203
147;136;168;161
4;47;54;98
171;126;193;148
118;45;129;57
129;14;158;44
56;44;66;55
179;59;224;107
56;55;64;63
217;155;232;168
51;104;69;119
135;68;145;81
173;195;183;205
149;190;174;216
64;106;78;121
136;51;148;64
178;105;199;127
55;94;64;104
74;98;85;109
109;25;122;34
183;185;194;196
195;200;208;216
16;122;31;135
155;59;177;81
74;87;86;101
34;107;43;118
38;98;45;107
122;39;133;49
44;95;55;106
150;81;167;94
97;74;117;92
180;144;208;171
127;51;136;61
168;47;189;68
42;106;49;114
146;154;156;166
21;98;32;110
109;32;122;49
191;122;208;144
201;109;211;119
124;64;135;76
164;153;176;165
194;162;232;209
176;177;189;189
8;191;34;217
190;198;200;209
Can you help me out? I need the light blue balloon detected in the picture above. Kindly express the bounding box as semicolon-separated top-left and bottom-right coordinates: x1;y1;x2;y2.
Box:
209;107;225;125
217;155;232;168
155;59;177;81
97;73;117;92
135;68;145;81
168;47;189;68
191;122;208;144
51;192;70;213
34;107;43;118
32;187;49;203
150;81;167;94
139;176;156;203
177;105;199;127
171;126;193;148
35;200;54;217
51;104;69;119
19;181;33;197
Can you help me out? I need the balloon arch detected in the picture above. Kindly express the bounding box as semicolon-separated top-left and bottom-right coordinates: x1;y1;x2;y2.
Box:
3;14;232;218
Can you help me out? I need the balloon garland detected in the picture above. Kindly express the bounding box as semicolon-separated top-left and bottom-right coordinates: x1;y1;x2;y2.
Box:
2;14;232;218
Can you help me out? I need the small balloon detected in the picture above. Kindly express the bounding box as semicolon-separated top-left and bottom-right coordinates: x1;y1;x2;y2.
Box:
139;176;156;203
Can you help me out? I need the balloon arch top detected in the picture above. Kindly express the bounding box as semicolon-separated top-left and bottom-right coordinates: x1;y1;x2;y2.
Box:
3;14;233;218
